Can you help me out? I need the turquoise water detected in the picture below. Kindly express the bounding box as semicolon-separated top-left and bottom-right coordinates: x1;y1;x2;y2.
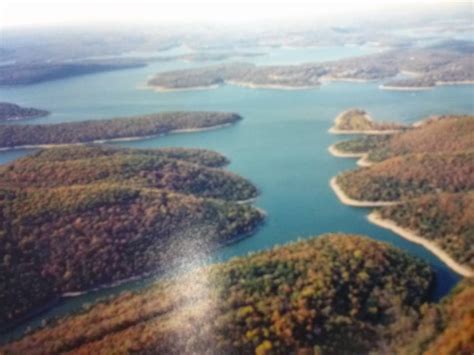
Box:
0;48;473;340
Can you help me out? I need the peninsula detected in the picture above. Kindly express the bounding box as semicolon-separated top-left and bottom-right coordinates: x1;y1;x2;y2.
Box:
0;111;241;149
0;60;146;86
0;102;49;121
331;114;473;164
328;108;405;134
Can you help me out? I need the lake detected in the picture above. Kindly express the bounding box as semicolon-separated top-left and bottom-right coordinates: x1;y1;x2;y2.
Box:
0;44;473;341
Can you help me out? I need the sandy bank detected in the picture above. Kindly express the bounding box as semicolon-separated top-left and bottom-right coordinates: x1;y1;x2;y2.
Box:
328;144;374;167
320;76;373;84
330;177;397;207
329;127;401;135
356;155;374;167
436;80;474;86
368;212;474;278
236;197;258;205
145;84;221;92
379;80;474;92
379;85;433;91
146;80;321;92
226;80;320;90
328;144;366;158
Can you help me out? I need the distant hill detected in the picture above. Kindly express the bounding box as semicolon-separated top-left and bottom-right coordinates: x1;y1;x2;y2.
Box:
0;61;145;86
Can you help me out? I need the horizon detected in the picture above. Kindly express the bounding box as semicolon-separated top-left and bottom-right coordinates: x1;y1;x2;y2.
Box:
1;0;471;30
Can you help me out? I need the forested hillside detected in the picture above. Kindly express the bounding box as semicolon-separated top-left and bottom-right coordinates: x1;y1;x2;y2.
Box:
336;151;474;201
1;234;434;354
331;113;474;276
367;115;474;162
0;150;257;201
332;115;474;163
333;135;390;155
377;193;474;268
0;146;263;327
379;278;474;354
29;145;229;167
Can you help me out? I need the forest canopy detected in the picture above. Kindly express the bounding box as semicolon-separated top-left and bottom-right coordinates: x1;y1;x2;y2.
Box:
0;111;241;148
0;145;263;327
332;114;474;274
1;234;435;355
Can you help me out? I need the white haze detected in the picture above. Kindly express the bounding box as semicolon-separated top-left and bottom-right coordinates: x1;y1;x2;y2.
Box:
0;0;466;29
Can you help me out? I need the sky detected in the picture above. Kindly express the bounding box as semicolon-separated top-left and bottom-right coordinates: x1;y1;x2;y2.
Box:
0;0;469;29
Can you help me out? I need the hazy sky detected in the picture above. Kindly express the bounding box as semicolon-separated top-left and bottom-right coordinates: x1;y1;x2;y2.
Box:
0;0;468;29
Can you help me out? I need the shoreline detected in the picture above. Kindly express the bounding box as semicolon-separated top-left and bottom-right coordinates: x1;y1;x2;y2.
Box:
146;84;221;92
328;144;374;167
320;76;373;84
330;177;397;207
379;80;474;92
236;197;258;205
329;127;401;135
146;80;321;92
368;212;474;278
0;123;235;152
3;212;267;338
226;80;320;91
379;85;433;91
436;80;474;86
356;155;374;167
328;144;365;158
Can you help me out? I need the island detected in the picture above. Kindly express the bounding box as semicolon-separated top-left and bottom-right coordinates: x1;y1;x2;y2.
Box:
0;111;241;149
329;113;474;276
1;234;436;354
0;102;49;121
0;145;264;328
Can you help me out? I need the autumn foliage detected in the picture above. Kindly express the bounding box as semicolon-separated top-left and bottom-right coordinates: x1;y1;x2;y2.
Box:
0;234;434;355
0;111;241;148
0;145;263;326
